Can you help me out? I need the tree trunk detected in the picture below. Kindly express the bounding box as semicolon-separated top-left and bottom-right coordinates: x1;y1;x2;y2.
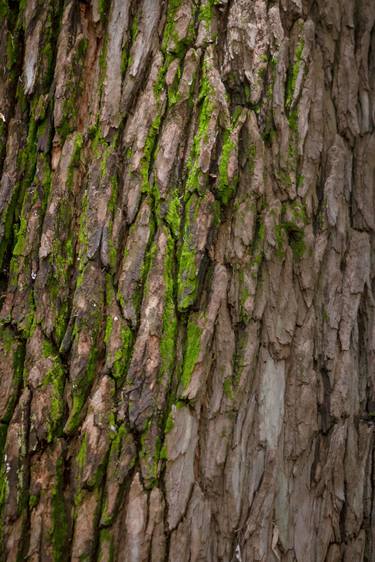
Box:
0;0;374;560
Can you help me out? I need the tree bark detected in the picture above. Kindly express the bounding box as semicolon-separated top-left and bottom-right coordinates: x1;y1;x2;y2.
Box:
0;0;374;560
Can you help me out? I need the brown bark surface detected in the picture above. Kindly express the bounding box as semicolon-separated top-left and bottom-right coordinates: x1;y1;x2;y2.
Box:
0;0;374;560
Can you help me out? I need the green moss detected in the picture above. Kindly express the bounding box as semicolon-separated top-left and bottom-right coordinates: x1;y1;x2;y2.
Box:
138;420;163;487
159;234;177;380
289;200;307;225
29;494;39;509
77;190;89;272
0;328;14;354
98;33;109;104
198;4;212;25
0;456;9;512
198;0;218;29
166;191;181;237
154;53;172;97
48;278;71;345
90;123;104;157
217;131;237;204
57;37;88;141
20;113;38;182
0;118;6;170
165;411;174;434
275;224;285;258
67;133;83;189
107;178;119;268
18;294;37;339
159;401;187;461
161;0;183;54
139;232;177;386
0;184;19;269
98;0;109;21
297;174;304;190
286;39;304;111
185;64;215;194
109;422;124;451
119;14;139;76
120;47;129;77
0;423;7;549
39;10;56;89
98;426;136;518
223;378;234;400
0;424;7;457
6;31;18;73
130;15;139;43
12;214;27;257
99;501;112;528
122;226;151;318
167;64;182;107
108;174;119;215
77;433;87;473
112;325;134;380
177;244;197;310
39;153;52;209
42;190;75;345
159;444;168;461
0;454;8;549
288;108;298;133
288;143;297;165
181;319;202;388
98;529;114;562
258;221;265;242
104;315;113;347
33;95;47;123
285;224;305;258
51;457;69;562
262;127;276;146
52;243;73;289
99;135;118;178
74;489;84;508
209;200;219;229
65;347;97;434
275;203;307;260
177;195;200;310
42;345;65;442
275;168;292;189
8;212;32;285
257;65;267;80
248;144;256;175
0;0;8;19
231;330;248;387
140;115;162;193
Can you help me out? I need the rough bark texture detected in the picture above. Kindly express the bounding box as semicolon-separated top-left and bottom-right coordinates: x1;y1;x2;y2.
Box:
0;0;374;561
